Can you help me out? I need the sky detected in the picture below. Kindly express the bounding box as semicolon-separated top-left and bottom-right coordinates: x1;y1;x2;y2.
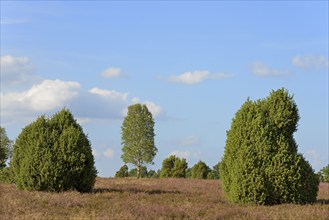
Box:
1;1;328;177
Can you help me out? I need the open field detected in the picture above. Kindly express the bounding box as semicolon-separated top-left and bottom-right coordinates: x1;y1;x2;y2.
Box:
1;178;328;220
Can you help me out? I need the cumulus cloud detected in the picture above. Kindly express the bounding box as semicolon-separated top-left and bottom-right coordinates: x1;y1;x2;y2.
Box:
1;79;80;113
143;101;166;118
1;55;39;86
292;54;329;71
251;62;291;77
101;67;123;78
180;136;200;147
170;150;191;159
169;150;201;160
1;79;165;125
89;87;128;101
92;149;101;158
166;70;233;84
103;148;114;158
130;98;166;119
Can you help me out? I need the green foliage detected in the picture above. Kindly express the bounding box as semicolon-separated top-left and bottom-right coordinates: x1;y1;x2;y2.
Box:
128;166;148;178
0;167;15;183
121;104;157;178
115;165;129;178
191;161;210;179
320;164;329;182
220;88;319;204
11;109;97;192
147;169;159;178
207;162;221;179
186;168;192;178
160;155;188;178
0;127;12;168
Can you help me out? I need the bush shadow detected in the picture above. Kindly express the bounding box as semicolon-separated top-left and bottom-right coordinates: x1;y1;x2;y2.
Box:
93;187;181;195
317;199;329;205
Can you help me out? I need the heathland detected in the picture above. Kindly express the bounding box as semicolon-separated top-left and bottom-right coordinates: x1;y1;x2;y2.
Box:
1;178;328;219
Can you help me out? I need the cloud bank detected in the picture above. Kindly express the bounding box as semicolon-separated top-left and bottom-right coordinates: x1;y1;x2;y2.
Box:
252;62;291;77
1;79;165;125
292;54;329;71
166;70;233;84
0;55;39;86
101;67;123;78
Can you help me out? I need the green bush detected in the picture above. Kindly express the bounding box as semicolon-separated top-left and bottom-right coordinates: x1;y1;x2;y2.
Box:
191;161;210;179
320;164;329;182
128;166;148;178
0;127;12;169
160;155;188;178
220;88;319;204
0;167;15;183
207;162;221;179
115;165;129;178
147;169;159;178
11;109;97;192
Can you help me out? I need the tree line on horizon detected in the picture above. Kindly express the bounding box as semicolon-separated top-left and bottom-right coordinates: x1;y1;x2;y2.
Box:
0;88;328;205
115;157;221;180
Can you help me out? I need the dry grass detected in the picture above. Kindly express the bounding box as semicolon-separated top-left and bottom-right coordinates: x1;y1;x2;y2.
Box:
1;178;328;220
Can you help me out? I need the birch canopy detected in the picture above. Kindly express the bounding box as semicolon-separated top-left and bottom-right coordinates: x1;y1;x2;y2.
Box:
121;104;157;178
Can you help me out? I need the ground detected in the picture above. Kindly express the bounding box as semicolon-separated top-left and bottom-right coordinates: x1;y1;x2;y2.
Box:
1;178;328;219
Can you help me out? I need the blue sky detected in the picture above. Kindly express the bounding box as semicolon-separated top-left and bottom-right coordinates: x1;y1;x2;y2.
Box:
1;1;328;177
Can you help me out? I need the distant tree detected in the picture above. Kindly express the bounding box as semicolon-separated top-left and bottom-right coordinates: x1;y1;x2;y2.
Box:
160;155;176;178
128;166;148;178
160;155;188;178
207;162;221;179
148;169;159;178
320;165;329;182
121;104;157;178
0;127;12;169
191;161;210;179
115;165;129;178
186;168;192;179
220;88;319;205
172;157;188;178
128;168;137;177
11;109;97;192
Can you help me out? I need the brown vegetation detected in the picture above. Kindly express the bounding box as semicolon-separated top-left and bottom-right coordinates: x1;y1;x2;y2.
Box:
1;178;328;219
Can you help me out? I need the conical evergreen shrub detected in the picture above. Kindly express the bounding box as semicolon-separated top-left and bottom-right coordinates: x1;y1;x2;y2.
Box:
220;88;319;204
11;109;97;192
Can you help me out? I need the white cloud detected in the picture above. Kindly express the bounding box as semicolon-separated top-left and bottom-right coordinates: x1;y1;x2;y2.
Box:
166;70;233;84
76;117;91;125
170;150;191;159
1;79;80;113
124;98;166;119
92;149;101;158
251;62;291;77
292;54;329;71
101;67;123;78
180;136;200;147
103;148;114;158
0;55;39;85
89;87;128;101
142;101;165;118
1;80;165;124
